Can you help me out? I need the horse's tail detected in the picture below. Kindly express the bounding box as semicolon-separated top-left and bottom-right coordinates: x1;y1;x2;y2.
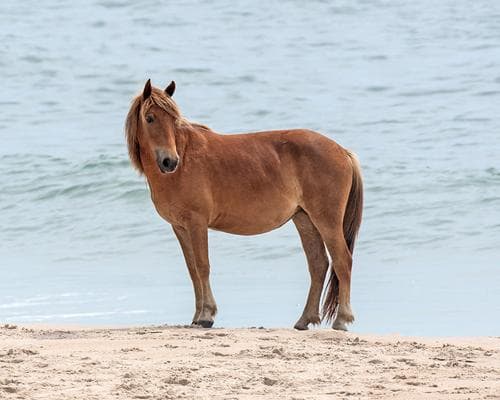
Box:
322;149;363;323
342;150;363;254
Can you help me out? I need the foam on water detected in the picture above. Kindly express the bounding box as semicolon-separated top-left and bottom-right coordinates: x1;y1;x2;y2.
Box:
0;0;499;335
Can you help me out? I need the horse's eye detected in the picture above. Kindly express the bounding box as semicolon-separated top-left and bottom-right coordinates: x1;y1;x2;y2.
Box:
146;115;154;124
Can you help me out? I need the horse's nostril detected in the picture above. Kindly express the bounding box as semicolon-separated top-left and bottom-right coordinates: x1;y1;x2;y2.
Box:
160;157;178;172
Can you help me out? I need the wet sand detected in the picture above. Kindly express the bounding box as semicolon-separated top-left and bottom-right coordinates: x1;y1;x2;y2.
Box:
0;324;498;399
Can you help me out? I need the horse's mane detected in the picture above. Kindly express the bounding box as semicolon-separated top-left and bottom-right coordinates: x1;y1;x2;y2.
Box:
125;88;210;174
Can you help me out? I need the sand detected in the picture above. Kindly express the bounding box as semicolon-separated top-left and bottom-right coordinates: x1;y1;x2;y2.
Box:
0;324;498;399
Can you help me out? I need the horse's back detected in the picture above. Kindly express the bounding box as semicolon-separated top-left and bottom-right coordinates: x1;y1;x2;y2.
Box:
217;128;347;166
210;128;352;191
227;128;351;183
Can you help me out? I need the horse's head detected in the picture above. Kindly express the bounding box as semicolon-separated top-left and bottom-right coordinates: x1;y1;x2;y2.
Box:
126;79;181;174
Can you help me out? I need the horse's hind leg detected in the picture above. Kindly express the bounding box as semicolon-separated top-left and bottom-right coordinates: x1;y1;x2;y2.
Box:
293;210;329;330
313;222;354;331
328;239;353;331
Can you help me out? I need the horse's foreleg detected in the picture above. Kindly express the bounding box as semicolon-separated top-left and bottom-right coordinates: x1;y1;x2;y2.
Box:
187;224;217;328
173;226;203;324
293;210;329;330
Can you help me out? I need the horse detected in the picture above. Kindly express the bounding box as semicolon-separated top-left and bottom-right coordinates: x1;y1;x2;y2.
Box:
125;79;363;331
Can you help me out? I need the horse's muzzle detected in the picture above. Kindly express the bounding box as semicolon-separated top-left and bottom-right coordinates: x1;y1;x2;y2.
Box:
156;150;179;173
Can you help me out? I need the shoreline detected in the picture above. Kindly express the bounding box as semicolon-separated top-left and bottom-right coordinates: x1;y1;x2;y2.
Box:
3;321;500;344
1;324;499;399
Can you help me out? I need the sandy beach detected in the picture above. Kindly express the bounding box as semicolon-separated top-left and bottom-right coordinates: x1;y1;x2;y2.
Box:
0;324;498;399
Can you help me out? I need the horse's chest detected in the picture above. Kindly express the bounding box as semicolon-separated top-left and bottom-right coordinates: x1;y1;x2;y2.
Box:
149;187;201;227
151;196;183;225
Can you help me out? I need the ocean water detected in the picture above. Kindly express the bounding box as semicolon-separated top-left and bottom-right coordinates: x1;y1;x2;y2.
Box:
1;0;499;336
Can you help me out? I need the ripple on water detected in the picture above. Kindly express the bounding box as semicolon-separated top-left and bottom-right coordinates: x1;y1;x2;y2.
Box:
474;90;500;97
96;0;130;9
397;88;467;97
172;67;213;74
364;85;392;93
20;55;44;64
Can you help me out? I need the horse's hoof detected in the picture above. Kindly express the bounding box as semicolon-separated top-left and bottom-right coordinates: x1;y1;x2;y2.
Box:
293;322;309;331
198;320;214;328
332;320;348;331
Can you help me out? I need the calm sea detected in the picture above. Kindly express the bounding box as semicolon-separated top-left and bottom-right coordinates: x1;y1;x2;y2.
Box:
1;0;499;335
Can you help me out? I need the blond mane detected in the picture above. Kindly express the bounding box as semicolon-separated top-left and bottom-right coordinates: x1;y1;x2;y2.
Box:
125;88;203;174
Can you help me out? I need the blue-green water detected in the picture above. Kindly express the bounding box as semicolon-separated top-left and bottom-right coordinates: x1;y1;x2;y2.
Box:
1;0;499;335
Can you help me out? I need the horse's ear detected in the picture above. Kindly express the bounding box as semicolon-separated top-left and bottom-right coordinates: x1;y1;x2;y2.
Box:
165;80;176;97
143;79;152;100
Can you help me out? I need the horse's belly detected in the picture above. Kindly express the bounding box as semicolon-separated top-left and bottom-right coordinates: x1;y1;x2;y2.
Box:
209;202;298;235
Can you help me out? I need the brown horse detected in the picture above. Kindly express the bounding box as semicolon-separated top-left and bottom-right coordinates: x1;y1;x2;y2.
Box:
125;79;363;331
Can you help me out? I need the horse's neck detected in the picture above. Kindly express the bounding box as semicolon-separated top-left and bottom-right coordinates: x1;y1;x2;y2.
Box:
176;124;212;156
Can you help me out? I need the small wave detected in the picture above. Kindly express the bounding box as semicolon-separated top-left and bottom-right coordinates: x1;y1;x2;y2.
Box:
468;44;499;51
252;109;271;117
172;67;212;74
0;100;20;106
453;115;491;122
365;86;391;93
0;299;51;310
1;152;143;205
474;90;500;97
20;55;44;64
425;218;454;227
397;88;466;97
111;78;138;86
480;196;500;205
81;158;130;170
438;168;500;189
310;41;338;48
96;0;130;9
6;309;149;322
76;73;104;79
0;293;86;310
114;188;148;200
364;54;388;61
238;75;256;83
91;20;106;28
357;119;403;126
40;69;58;77
0;153;69;164
485;167;500;176
328;5;361;15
